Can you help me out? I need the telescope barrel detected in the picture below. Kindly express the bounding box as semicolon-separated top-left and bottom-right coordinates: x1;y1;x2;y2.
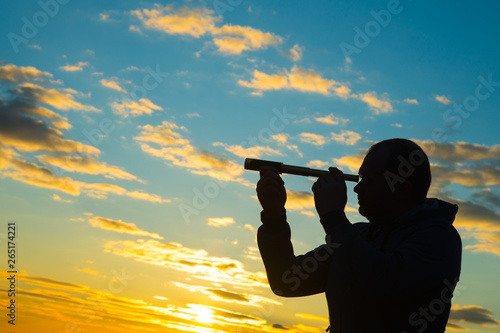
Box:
244;158;359;183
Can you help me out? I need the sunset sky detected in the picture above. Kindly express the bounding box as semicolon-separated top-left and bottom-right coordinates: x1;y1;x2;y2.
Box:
1;1;500;332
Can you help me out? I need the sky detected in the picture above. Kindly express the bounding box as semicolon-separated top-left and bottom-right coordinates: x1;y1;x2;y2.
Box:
1;0;500;332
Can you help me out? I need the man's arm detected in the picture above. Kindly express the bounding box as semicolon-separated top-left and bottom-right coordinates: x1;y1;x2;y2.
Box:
257;211;334;297
256;167;333;297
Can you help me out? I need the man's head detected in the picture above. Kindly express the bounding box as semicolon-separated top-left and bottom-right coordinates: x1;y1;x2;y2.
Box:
353;138;431;223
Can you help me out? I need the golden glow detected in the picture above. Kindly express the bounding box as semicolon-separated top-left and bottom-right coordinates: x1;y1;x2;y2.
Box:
196;307;214;324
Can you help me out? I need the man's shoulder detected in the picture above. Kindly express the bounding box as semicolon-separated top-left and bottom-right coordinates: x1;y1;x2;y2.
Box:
352;221;370;234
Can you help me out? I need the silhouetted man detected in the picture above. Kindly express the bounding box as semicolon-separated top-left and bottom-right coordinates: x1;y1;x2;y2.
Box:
257;138;462;332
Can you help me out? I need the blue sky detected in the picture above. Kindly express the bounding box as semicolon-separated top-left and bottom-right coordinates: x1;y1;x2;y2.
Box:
1;1;500;332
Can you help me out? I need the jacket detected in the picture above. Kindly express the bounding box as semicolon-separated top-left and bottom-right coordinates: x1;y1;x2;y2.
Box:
257;198;462;332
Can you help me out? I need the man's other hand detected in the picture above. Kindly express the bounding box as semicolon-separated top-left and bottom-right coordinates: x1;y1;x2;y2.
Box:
257;166;287;220
312;167;347;219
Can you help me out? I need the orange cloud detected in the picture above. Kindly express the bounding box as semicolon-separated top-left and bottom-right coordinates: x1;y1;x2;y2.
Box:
435;95;452;105
239;66;349;98
295;313;329;322
0;63;52;83
3;156;81;195
85;214;163;239
81;182;170;203
112;98;163;117
172;282;281;307
238;69;289;91
285;190;314;210
207;217;236;227
283;44;304;61
135;121;247;183
299;133;328;146
59;61;89;72
416;140;500;163
212;24;282;54
100;78;127;93
449;304;500;327
104;239;269;288
333;151;367;173
131;5;219;38
403;98;419;104
52;194;73;203
37;155;141;182
238;66;393;114
16;82;100;112
314;113;350;126
330;130;361;145
354;91;392;114
0;63;170;204
131;5;283;57
307;160;330;169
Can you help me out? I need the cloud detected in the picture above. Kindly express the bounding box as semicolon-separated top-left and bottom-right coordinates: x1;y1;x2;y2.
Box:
0;96;98;154
212;24;282;55
307;160;330;169
449;305;500;326
238;69;289;91
59;62;89;72
243;246;261;261
131;5;218;38
131;4;283;56
0;151;81;196
239;66;393;114
435;95;452;105
299;133;328;146
403;98;418;105
271;133;302;157
172;282;281;307
314;113;349;126
333;154;365;173
330;130;361;145
129;25;142;33
78;267;98;275
285;190;314;210
37;155;141;182
239;66;350;98
444;197;500;256
84;214;163;239
104;239;269;288
208;217;236;227
1;269;291;333
298;131;361;147
100;78;128;93
413;141;500;188
272;133;288;144
134;121;247;184
14;82;101;112
112;98;163;117
52;194;73;203
354;91;392;114
295;313;329;322
283;44;304;62
0;63;168;203
416;140;500;163
0;63;52;83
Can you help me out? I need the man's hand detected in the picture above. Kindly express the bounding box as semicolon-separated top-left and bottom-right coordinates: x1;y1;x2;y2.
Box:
312;167;347;219
257;166;287;222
